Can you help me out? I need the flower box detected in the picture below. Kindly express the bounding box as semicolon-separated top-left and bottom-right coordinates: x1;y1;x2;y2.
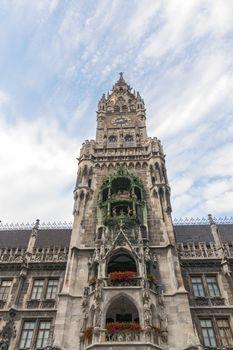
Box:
106;322;142;333
108;271;136;280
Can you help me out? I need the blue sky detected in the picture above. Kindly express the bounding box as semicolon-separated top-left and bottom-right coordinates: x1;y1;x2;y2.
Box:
0;0;233;223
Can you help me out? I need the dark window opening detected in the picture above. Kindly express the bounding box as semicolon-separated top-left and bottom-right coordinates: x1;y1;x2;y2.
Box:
109;135;117;143
102;188;109;202
107;251;136;273
125;135;133;142
111;177;131;195
134;187;142;200
116;314;132;322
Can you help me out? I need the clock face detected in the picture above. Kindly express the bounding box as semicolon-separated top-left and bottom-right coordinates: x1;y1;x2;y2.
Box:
111;116;131;126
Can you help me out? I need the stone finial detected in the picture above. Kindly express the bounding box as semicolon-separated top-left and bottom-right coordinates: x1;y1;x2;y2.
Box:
208;214;215;225
119;72;124;81
34;219;40;230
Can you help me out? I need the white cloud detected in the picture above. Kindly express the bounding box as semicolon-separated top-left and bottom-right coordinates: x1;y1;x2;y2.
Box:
0;114;80;223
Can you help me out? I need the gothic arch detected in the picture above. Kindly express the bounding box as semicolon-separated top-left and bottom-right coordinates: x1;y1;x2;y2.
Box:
125;134;133;142
142;162;148;168
106;248;138;275
135;162;141;169
80;191;85;201
129;162;134;169
109;135;117;143
103;293;140;325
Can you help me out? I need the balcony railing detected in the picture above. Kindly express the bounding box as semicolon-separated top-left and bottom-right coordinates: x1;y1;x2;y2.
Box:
177;242;221;259
190;296;225;307
104;277;140;287
81;327;162;349
105;330;141;341
178;242;233;260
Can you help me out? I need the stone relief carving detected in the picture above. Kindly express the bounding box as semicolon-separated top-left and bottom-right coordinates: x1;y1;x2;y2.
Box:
0;317;17;350
0;336;9;350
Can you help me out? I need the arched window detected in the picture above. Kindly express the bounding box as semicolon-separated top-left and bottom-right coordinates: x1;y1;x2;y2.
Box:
125;135;133;142
114;105;120;112
106;296;139;324
109;135;117;143
107;250;137;273
111;177;131;194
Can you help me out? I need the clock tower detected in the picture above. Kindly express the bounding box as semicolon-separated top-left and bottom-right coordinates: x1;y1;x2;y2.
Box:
53;73;200;350
96;72;147;148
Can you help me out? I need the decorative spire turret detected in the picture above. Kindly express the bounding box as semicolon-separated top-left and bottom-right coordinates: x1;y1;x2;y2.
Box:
98;93;106;112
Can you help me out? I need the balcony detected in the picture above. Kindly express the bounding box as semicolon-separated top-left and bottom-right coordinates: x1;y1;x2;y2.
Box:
87;277;162;295
81;327;163;350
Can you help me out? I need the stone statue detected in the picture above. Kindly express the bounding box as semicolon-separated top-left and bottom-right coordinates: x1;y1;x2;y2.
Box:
94;281;102;301
100;244;105;259
144;301;152;327
94;305;102;327
144;247;151;262
159;304;168;334
93;248;100;262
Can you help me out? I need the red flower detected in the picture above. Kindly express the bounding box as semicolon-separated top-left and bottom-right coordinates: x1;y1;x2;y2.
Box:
108;271;136;280
83;326;93;339
152;325;161;333
106;322;142;333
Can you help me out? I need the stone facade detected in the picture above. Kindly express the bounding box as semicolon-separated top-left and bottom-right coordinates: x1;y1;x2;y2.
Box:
0;74;233;350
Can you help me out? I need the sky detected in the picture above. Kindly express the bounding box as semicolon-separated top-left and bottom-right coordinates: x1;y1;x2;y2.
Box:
0;0;233;224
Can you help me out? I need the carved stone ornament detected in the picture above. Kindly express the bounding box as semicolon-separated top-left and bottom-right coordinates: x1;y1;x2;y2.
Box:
0;318;17;350
0;335;9;350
